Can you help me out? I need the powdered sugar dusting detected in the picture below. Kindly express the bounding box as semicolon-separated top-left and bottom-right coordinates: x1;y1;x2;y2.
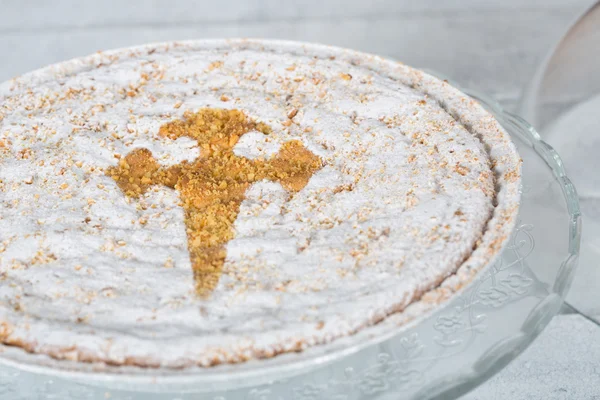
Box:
0;40;521;369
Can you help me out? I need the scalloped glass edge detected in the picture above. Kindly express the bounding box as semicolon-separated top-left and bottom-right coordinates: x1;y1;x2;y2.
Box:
416;71;582;400
0;68;582;400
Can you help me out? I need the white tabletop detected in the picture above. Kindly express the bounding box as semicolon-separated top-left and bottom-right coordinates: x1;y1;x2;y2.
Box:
465;311;600;399
0;0;598;398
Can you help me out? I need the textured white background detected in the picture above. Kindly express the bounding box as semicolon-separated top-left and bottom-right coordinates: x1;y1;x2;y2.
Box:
0;0;591;108
0;0;598;398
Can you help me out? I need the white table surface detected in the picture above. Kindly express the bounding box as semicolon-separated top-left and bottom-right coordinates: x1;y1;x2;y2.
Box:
465;312;600;400
0;0;598;398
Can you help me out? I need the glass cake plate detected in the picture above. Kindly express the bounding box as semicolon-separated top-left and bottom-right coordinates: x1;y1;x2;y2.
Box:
0;75;581;400
520;0;600;322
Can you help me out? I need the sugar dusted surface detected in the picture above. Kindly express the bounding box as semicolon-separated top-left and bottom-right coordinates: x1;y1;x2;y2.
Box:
0;40;521;369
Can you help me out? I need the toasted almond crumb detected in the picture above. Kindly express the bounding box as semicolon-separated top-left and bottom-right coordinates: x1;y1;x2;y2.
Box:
107;108;323;297
207;61;223;71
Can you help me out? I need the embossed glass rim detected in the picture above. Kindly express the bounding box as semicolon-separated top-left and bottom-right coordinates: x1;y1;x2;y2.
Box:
0;40;582;395
415;73;582;400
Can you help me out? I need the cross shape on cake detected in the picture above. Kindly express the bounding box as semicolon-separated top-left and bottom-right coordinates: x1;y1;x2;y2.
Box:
107;108;323;297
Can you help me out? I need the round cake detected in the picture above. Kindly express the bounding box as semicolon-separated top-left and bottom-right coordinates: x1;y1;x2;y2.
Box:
0;40;521;369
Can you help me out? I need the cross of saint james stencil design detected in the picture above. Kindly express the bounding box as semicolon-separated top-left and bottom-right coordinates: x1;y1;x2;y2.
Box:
107;108;323;297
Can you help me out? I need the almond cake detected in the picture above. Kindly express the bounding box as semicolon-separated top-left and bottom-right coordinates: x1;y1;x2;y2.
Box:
0;40;521;369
